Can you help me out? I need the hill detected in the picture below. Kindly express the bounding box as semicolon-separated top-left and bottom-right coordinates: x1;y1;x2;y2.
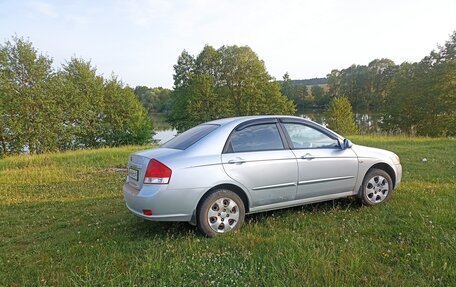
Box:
277;77;328;86
290;77;328;86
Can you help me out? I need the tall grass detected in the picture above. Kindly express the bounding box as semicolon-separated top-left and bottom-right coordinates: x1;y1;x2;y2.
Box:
0;137;455;286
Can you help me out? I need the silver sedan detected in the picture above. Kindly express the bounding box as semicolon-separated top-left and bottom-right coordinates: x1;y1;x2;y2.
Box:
123;116;402;237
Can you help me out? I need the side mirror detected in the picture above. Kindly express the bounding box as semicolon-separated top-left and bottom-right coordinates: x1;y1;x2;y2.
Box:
341;139;352;150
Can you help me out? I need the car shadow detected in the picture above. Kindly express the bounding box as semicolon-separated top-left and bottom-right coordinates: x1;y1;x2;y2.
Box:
128;196;362;238
128;220;197;239
246;196;362;223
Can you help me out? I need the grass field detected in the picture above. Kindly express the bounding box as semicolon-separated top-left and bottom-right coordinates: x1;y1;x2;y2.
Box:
1;136;455;286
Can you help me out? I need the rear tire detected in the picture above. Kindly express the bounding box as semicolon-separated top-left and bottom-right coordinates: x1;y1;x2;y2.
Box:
359;168;393;206
197;189;245;237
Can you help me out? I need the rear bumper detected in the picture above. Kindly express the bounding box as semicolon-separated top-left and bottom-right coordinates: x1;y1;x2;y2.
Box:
122;182;204;222
124;202;191;221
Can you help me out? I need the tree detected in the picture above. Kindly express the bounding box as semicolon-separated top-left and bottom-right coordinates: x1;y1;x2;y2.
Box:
60;58;105;148
60;58;154;147
134;86;171;114
217;45;294;116
280;72;309;111
185;74;230;125
0;37;63;154
327;69;341;97
194;45;220;80
298;85;312;108
0;36;153;156
172;50;195;89
339;65;369;112
311;85;330;107
280;72;295;100
325;97;358;135
437;59;456;135
382;31;456;136
168;50;196;130
103;78;152;146
382;63;419;134
168;45;295;130
422;31;456;136
367;59;396;112
327;62;399;113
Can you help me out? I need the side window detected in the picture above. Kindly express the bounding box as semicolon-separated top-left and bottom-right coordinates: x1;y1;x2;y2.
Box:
227;124;284;153
283;123;339;149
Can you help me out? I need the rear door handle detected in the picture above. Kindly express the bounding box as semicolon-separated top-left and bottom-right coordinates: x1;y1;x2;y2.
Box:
301;153;315;160
227;158;246;164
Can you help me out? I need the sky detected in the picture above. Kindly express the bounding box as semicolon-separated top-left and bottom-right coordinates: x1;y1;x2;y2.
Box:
1;0;455;88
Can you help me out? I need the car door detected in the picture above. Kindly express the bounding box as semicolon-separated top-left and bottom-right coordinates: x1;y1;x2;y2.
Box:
222;121;298;207
280;121;358;200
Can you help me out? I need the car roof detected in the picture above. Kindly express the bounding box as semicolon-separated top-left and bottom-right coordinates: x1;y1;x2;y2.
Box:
205;115;310;126
182;115;344;156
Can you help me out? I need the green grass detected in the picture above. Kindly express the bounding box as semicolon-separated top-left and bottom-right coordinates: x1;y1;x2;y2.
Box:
1;137;455;286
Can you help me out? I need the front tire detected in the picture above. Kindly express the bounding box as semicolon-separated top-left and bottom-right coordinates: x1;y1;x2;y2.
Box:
197;189;245;237
360;168;393;206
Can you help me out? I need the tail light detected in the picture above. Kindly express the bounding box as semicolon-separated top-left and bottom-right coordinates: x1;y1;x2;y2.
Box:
144;159;172;184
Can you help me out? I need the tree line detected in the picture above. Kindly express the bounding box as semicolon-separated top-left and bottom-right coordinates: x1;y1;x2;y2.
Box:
280;32;455;136
0;37;152;156
126;32;456;137
280;73;331;111
2;31;454;157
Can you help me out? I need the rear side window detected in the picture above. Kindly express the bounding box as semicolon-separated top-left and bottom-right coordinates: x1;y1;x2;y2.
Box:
226;124;284;153
162;124;219;150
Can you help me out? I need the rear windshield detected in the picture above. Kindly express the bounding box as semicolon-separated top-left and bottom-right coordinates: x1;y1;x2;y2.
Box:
161;124;219;150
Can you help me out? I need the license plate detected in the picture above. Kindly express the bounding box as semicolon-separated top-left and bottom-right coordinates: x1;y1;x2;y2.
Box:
128;168;139;181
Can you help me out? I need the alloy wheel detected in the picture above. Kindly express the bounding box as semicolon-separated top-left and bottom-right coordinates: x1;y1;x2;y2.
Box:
207;197;240;233
365;175;389;204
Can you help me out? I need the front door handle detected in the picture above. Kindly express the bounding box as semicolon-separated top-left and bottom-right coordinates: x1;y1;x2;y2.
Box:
227;157;246;164
301;153;315;160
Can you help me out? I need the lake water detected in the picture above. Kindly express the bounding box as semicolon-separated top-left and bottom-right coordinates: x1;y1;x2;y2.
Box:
152;111;382;144
153;129;178;144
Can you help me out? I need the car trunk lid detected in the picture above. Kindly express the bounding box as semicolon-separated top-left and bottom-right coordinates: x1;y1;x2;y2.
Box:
127;148;181;189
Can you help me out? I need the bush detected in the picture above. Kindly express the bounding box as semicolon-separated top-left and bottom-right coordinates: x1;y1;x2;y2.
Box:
325;97;358;136
0;37;152;156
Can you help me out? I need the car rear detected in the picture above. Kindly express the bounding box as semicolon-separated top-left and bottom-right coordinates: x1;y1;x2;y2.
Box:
122;124;222;222
123;148;187;219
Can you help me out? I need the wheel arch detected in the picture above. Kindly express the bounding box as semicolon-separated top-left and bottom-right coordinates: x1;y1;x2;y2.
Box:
191;183;250;225
366;162;396;187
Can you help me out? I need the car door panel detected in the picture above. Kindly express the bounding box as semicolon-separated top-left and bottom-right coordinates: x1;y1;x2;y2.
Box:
221;122;298;208
222;150;298;207
292;148;358;199
280;122;359;199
